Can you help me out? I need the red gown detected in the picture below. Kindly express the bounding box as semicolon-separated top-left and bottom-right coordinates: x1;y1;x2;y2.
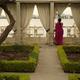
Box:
54;22;63;45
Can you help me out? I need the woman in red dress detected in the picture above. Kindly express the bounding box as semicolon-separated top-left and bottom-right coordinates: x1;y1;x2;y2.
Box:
54;18;64;45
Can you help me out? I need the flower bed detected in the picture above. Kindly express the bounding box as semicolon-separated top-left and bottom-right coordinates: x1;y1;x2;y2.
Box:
0;45;39;72
57;46;80;73
0;74;30;80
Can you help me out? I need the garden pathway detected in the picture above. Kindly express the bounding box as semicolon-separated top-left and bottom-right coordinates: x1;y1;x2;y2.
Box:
31;45;68;80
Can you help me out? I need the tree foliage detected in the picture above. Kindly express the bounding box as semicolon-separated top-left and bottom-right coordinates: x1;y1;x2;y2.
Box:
0;0;15;45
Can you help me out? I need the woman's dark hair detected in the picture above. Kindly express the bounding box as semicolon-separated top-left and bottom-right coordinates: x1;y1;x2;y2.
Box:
58;18;61;22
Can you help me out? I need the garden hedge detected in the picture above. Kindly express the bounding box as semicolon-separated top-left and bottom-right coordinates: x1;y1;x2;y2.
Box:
57;46;80;73
69;74;80;80
0;45;39;72
0;74;30;80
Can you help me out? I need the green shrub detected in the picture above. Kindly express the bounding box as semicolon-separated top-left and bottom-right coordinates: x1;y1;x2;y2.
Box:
0;74;30;80
0;45;39;72
30;45;39;61
57;46;69;65
0;45;33;53
63;46;80;53
0;59;36;72
57;46;80;73
0;75;18;80
69;74;79;80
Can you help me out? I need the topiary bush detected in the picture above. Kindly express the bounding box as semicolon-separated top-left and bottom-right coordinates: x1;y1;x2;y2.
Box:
0;45;33;53
0;74;30;80
69;74;79;80
0;45;39;72
63;46;80;53
57;46;80;73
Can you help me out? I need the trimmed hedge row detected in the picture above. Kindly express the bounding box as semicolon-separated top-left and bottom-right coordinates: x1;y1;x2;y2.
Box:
0;45;39;72
0;74;30;80
69;74;79;80
63;46;80;53
57;46;80;73
0;45;33;53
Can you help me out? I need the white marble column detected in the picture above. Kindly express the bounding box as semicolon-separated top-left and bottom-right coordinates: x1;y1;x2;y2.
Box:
49;2;54;45
15;2;22;45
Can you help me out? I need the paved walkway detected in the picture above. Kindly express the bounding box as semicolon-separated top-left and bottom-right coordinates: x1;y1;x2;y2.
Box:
31;45;68;80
